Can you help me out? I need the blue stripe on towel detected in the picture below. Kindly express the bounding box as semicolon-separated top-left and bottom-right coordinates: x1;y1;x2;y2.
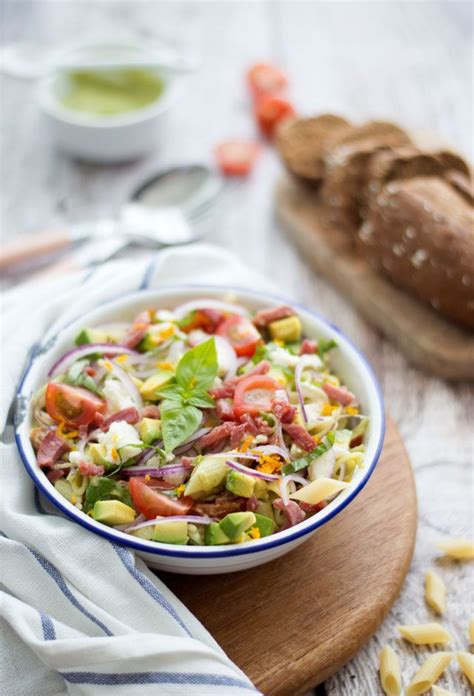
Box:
27;546;113;637
139;254;158;289
112;544;192;637
62;671;257;690
39;610;56;641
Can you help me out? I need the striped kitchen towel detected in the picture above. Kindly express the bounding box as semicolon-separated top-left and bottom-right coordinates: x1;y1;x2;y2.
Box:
0;244;273;696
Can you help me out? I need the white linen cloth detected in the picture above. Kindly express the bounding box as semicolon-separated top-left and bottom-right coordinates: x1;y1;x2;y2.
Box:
0;244;275;696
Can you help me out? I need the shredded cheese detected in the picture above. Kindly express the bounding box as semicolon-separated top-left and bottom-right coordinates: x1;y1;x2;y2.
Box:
255;453;282;474
157;361;174;371
116;354;129;364
176;484;186;497
239;436;254;453
249;527;261;539
321;403;337;416
104;360;113;372
345;406;359;415
70;494;77;505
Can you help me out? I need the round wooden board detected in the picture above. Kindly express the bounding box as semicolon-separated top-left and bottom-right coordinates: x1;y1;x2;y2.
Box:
160;418;417;696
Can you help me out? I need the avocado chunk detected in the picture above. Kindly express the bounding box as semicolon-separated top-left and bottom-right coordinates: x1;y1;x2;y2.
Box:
204;523;230;545
139;325;175;351
226;470;255;498
219;511;256;540
255;500;274;520
130;526;154;540
92;500;136;526
184;456;228;498
253;513;275;537
152;520;188;545
88;443;113;469
269;316;302;342
139;417;162;444
75;328;109;346
139;369;174;400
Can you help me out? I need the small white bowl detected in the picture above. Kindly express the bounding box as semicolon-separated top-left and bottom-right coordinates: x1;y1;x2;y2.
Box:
38;43;183;162
15;286;385;575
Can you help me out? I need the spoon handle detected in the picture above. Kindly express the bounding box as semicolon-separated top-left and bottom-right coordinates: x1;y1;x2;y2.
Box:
0;230;72;270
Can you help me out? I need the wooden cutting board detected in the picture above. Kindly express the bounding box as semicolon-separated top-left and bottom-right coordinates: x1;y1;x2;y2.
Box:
275;177;474;381
161;418;417;695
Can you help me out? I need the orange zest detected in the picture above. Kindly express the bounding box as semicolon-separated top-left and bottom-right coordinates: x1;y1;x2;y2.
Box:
239;436;254;453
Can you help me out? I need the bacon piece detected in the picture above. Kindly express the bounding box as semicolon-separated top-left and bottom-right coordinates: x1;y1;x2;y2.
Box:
299;500;326;514
350;433;363;448
300;339;317;355
282;423;315;451
101;407;140;431
37;431;71;468
272;399;296;424
238;413;258;436
253;305;295;328
47;469;66;483
323;382;355;406
78;424;89;439
140;405;161;419
196;424;230;450
79;461;105;477
229;423;247;449
30;426;51;452
216;399;235;422
273;498;305;527
209;384;235;399
122;310;151;349
193;495;247;518
246;495;258;512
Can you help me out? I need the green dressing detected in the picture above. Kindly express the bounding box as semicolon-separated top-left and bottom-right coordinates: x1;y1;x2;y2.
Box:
61;69;165;116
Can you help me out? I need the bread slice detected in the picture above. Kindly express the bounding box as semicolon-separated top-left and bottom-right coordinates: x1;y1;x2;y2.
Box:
275;114;352;186
319;122;412;233
359;177;474;330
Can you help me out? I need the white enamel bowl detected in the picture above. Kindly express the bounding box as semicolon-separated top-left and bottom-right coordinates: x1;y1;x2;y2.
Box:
15;286;385;575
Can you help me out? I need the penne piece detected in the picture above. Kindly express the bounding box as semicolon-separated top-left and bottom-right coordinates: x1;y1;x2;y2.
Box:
406;652;452;696
379;645;402;696
397;622;451;645
457;651;474;686
437;538;474;560
431;686;458;696
425;570;446;615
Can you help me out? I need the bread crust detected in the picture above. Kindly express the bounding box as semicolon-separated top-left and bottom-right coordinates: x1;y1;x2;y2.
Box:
275;114;352;185
360;177;474;330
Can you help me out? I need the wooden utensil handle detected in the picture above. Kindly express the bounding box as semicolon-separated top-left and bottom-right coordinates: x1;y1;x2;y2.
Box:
0;230;71;270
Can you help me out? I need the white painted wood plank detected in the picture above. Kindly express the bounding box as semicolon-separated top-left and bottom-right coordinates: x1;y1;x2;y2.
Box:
1;2;472;694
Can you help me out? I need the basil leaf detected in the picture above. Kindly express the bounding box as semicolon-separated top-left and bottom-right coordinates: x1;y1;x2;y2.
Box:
155;383;183;402
161;402;202;453
185;391;215;409
282;431;336;474
175;337;218;392
318;339;337;359
83;477;133;513
251;344;267;365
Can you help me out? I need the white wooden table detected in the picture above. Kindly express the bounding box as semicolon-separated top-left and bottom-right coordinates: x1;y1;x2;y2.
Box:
2;2;473;694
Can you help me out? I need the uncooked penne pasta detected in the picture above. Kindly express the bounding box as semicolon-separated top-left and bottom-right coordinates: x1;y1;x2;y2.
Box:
431;686;458;696
437;538;474;560
469;617;474;644
379;645;402;696
397;622;451;645
289;477;349;504
457;651;474;686
425;570;446;615
405;652;452;696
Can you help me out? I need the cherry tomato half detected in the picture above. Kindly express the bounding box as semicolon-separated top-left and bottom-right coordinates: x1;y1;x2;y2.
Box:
215;140;260;177
247;63;288;99
45;383;105;427
233;375;281;419
217;315;261;357
129;478;193;520
255;94;295;139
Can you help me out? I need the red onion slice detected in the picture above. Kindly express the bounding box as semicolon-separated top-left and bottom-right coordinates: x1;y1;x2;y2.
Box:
174;299;250;320
279;474;309;505
125;514;217;532
294;355;324;423
48;344;138;377
121;462;194;478
226;459;279;482
252;444;291;461
104;360;143;408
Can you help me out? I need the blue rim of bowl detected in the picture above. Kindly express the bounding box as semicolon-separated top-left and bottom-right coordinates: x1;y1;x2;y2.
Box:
15;284;385;559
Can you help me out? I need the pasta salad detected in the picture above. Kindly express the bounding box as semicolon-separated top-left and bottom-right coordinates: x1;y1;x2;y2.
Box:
30;299;368;546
